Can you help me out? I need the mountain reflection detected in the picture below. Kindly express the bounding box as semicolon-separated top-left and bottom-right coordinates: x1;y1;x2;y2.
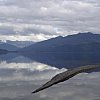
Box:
0;56;66;82
0;54;100;100
18;52;100;69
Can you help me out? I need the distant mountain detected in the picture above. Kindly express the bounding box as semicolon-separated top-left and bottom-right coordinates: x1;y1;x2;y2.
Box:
17;32;100;69
0;49;8;55
6;40;34;48
0;43;19;51
19;32;100;53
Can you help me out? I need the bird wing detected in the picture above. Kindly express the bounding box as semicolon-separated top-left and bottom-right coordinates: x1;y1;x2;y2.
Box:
32;65;100;93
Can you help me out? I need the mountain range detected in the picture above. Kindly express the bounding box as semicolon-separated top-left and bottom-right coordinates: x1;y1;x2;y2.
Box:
0;32;100;69
0;40;34;53
6;40;34;48
17;32;100;69
19;32;100;53
0;43;19;51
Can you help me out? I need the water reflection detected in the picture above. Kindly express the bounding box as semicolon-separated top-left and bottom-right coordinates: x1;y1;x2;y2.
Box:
0;59;66;82
19;52;100;69
0;52;100;69
0;54;100;100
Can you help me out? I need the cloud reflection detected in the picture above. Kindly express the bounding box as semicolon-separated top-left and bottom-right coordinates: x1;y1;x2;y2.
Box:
0;59;99;100
0;61;66;81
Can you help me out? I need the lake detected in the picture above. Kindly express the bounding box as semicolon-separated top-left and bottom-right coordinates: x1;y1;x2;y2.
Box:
0;53;100;100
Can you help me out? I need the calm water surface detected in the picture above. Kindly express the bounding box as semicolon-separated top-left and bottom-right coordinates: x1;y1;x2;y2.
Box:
0;54;100;100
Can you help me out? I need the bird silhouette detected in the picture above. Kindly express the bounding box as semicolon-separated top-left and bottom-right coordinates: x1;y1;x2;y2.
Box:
32;65;100;93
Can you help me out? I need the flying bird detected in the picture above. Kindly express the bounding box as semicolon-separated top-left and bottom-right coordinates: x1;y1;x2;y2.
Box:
32;65;100;93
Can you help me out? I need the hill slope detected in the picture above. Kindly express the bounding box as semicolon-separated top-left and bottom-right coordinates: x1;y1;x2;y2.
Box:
0;43;19;51
18;32;100;69
19;32;100;53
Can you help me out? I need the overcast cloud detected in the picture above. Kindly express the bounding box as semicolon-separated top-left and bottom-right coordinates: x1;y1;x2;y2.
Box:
0;0;100;41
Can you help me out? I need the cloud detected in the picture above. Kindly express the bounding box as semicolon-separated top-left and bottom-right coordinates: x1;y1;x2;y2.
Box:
0;0;100;41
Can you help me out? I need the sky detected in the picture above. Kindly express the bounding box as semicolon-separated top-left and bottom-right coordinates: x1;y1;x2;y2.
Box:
0;0;100;42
